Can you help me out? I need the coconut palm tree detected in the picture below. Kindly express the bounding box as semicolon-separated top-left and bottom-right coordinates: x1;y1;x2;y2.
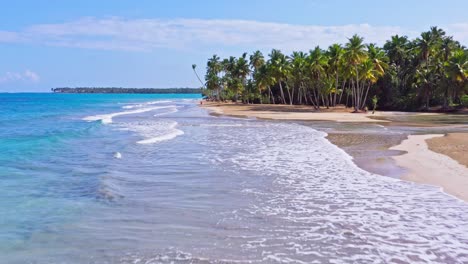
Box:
289;51;308;105
307;46;328;108
192;64;205;88
345;34;368;111
327;44;345;106
269;49;291;104
445;49;468;105
250;51;265;73
255;64;276;104
206;55;222;100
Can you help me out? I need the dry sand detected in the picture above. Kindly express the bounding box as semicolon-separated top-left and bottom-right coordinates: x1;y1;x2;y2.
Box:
426;133;468;167
202;102;390;123
390;134;468;202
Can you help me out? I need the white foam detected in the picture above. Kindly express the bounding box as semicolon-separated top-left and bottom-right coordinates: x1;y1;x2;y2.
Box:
206;122;468;263
122;100;173;109
153;106;178;117
83;106;176;124
137;129;184;144
117;120;184;145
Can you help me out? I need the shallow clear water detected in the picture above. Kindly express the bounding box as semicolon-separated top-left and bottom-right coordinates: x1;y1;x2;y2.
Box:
1;94;468;263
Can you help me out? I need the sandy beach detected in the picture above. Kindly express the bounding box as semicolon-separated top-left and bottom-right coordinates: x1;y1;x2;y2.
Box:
202;101;468;202
201;101;446;123
391;134;468;201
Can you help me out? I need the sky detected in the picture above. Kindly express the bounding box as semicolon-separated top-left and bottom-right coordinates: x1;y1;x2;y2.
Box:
1;0;467;92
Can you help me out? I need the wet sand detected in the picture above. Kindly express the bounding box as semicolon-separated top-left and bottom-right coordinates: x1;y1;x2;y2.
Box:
326;133;407;178
391;134;468;201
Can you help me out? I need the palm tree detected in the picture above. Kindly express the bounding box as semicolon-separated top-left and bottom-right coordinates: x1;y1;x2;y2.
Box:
269;49;290;104
345;34;368;111
289;51;308;105
250;51;265;73
359;58;379;109
255;64;275;104
327;44;345;106
192;64;205;88
235;53;251;102
206;55;222;100
307;46;328;108
445;49;468;105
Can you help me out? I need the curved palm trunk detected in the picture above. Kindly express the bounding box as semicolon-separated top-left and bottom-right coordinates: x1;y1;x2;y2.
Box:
285;83;293;105
338;81;346;105
361;82;371;110
278;81;286;104
354;65;360;112
268;86;275;104
193;69;205;88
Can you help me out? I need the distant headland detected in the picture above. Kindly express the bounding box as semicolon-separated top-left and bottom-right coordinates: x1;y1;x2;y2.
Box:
51;87;202;94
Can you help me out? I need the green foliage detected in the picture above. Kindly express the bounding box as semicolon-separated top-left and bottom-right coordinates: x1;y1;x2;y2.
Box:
461;95;468;107
197;27;467;111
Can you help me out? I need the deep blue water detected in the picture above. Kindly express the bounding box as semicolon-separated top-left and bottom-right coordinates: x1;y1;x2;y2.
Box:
1;93;468;263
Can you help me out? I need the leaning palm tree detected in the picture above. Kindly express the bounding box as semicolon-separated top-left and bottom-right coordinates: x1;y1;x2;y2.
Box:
192;64;205;88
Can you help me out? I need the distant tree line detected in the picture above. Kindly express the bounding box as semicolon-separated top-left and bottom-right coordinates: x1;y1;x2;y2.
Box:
51;87;202;94
193;27;468;111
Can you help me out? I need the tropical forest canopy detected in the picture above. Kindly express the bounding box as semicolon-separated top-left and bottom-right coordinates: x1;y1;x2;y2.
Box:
52;87;202;94
195;27;468;111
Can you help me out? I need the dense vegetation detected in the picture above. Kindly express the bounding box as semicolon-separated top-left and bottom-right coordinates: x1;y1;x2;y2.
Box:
52;87;202;94
194;27;468;111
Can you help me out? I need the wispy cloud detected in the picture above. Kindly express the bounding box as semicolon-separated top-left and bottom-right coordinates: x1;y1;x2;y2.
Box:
0;18;466;52
0;70;40;83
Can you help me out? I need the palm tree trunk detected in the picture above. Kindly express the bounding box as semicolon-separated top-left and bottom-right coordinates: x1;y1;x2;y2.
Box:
285;83;293;105
279;81;286;104
361;82;371;110
268;86;275;104
338;81;346;105
355;66;360;112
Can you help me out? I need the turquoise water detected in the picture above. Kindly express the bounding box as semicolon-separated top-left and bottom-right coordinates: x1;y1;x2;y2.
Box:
0;93;201;261
1;93;468;263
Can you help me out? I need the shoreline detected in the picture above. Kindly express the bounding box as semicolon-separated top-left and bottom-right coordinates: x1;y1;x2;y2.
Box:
201;101;449;123
201;101;468;202
391;134;468;202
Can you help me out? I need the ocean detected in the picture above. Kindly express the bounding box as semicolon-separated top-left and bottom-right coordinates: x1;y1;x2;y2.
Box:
1;93;467;263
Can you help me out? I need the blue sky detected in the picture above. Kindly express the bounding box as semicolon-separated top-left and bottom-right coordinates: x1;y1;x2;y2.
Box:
1;0;467;92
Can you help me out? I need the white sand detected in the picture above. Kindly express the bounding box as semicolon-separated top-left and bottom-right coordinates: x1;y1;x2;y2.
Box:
391;134;468;202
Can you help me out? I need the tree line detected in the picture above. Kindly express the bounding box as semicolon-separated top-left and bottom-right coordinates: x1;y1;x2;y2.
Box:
52;87;202;94
193;27;468;111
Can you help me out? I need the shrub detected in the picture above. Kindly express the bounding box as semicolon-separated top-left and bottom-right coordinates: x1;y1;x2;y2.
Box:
461;95;468;107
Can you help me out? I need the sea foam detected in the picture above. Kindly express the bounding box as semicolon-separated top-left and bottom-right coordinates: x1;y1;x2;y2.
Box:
83;105;176;124
205;121;468;263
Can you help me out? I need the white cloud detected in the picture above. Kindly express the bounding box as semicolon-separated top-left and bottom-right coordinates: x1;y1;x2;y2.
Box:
0;70;40;83
0;18;466;52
